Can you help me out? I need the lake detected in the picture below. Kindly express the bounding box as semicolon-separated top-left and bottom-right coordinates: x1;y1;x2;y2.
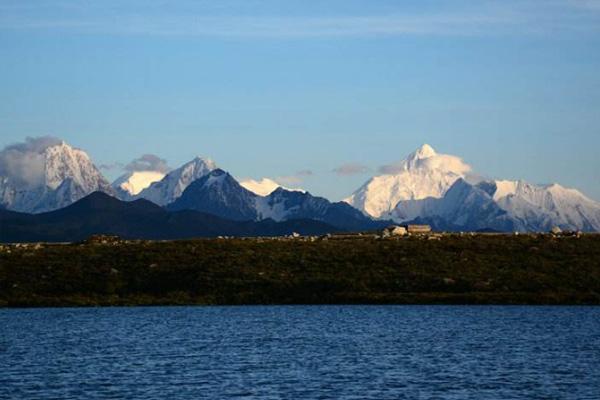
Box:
1;306;599;399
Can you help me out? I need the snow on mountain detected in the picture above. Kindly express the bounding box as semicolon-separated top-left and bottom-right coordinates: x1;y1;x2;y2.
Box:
2;136;597;232
112;170;166;199
390;179;520;232
167;168;384;230
168;169;258;221
486;180;600;232
0;139;114;213
239;178;282;196
239;177;305;196
42;142;106;190
135;156;216;206
345;144;472;218
258;187;382;231
346;143;600;232
390;177;600;232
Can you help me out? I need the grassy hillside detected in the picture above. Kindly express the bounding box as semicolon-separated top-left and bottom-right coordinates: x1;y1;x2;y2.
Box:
1;234;599;306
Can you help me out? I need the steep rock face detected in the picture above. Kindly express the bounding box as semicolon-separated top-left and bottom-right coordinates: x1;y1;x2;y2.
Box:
257;188;327;221
167;169;384;231
42;143;110;192
167;169;259;221
258;188;382;231
345;144;472;218
135;157;216;206
0;141;114;213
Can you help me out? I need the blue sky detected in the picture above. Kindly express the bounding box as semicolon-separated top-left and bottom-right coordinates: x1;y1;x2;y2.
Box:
1;0;599;200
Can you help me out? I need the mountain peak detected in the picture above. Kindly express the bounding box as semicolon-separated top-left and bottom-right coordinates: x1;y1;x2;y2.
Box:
0;137;114;213
344;144;472;218
411;144;436;159
135;155;217;205
203;168;230;186
190;169;250;192
168;167;258;221
44;140;86;158
44;140;76;155
190;156;217;169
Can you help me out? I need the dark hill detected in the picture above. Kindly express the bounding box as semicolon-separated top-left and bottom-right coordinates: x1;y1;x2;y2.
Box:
0;192;340;243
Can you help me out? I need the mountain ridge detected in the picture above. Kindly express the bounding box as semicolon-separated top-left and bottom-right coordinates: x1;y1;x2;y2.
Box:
0;191;341;243
1;138;598;232
167;169;387;231
133;156;216;206
344;144;600;232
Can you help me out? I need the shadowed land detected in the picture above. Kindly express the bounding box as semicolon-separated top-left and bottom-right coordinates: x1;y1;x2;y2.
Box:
1;234;599;307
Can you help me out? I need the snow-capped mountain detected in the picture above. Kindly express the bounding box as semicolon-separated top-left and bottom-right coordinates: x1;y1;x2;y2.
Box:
134;156;216;206
168;169;258;221
388;178;600;232
240;177;304;196
168;168;384;230
258;187;380;231
485;180;600;232
345;144;472;218
112;170;166;200
0;140;114;213
348;144;600;232
390;179;521;232
2;136;598;233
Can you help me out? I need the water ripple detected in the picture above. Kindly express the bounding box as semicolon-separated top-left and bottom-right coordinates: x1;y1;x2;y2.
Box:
1;306;599;399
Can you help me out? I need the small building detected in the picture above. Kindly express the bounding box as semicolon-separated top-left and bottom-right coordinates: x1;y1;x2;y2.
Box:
389;225;407;236
407;224;432;234
550;226;562;235
381;225;407;238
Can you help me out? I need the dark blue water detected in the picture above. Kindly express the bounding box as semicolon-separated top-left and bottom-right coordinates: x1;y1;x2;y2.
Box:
1;306;599;399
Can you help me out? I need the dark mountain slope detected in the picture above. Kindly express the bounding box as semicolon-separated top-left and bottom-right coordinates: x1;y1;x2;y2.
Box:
167;169;388;231
0;192;339;243
167;169;258;221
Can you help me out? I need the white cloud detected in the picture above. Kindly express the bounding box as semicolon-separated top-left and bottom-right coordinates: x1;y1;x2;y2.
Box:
275;170;314;186
0;136;62;188
333;162;370;176
124;154;170;173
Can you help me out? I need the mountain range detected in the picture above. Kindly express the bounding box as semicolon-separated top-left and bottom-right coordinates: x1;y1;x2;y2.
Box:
347;144;600;232
167;169;383;231
1;138;599;239
0;192;337;243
